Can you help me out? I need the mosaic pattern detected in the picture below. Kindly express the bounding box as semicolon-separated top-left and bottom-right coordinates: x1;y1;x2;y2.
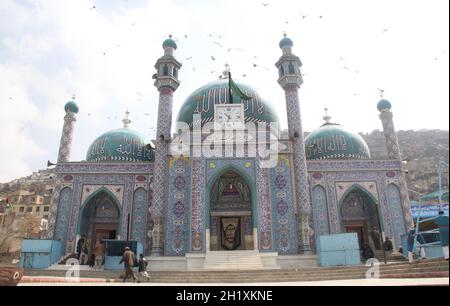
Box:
387;184;407;248
166;157;191;255
256;160;273;251
191;157;206;252
66;174;135;252
270;156;297;254
57;112;76;163
311;185;330;239
284;85;312;252
131;188;148;248
380;110;401;160
151;88;174;255
54;187;73;253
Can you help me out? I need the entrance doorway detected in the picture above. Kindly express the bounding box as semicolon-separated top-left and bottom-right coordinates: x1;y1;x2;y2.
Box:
209;170;254;251
79;191;120;254
341;188;383;251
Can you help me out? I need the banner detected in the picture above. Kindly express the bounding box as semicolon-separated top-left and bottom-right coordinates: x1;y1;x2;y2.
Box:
221;217;241;250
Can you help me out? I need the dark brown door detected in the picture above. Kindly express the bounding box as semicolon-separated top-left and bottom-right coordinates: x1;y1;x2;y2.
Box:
346;226;364;248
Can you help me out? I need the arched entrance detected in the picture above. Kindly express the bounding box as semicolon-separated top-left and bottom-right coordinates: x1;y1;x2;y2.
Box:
78;190;121;254
341;187;383;251
209;170;254;251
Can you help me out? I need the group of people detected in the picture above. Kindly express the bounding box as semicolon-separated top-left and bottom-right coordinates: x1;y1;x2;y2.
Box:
76;235;105;270
360;237;394;262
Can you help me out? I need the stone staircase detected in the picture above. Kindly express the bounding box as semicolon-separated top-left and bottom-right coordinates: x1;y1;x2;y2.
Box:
24;258;449;283
203;250;265;270
374;251;407;263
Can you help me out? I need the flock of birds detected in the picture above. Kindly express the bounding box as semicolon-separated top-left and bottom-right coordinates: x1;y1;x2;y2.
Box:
6;1;447;130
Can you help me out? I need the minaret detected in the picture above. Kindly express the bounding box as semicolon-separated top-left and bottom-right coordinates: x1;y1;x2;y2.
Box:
57;97;79;163
150;36;182;256
275;34;312;254
377;98;414;229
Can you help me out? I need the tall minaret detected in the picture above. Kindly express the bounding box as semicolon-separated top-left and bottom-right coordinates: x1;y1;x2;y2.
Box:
275;34;312;254
150;36;182;256
377;98;414;229
57;98;79;163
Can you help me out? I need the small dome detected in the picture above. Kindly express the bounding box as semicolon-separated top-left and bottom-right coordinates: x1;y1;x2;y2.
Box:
176;79;279;128
305;123;371;160
279;35;294;49
377;99;392;111
64;101;79;114
163;37;177;50
86;128;154;162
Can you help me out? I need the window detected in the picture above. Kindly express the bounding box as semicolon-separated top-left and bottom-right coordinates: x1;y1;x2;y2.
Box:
43;215;49;220
19;207;25;213
35;206;40;213
163;64;169;76
27;206;33;213
44;206;50;212
288;63;295;74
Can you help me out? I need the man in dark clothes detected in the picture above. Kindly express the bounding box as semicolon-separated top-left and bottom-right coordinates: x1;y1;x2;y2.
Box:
434;211;449;260
119;247;138;283
361;244;374;262
76;235;86;261
383;237;394;252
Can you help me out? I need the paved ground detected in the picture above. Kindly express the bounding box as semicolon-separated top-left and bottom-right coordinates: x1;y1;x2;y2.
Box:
19;277;449;286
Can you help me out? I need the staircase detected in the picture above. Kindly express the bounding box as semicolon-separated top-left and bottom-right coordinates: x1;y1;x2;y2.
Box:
204;250;264;270
374;251;407;263
25;258;449;283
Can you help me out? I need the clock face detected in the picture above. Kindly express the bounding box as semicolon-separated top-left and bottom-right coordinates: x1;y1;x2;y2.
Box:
216;105;244;129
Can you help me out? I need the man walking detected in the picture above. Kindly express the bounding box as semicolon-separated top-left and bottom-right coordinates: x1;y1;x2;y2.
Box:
94;240;105;270
119;247;138;283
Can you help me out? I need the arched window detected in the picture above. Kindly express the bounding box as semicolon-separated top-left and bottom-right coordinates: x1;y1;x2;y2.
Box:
279;66;284;78
163;64;169;76
288;63;295;74
173;67;178;78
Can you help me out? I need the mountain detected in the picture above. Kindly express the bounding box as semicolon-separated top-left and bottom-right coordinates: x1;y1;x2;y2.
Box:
361;129;449;200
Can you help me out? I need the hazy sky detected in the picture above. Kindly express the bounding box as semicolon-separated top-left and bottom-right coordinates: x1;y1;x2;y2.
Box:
0;0;448;182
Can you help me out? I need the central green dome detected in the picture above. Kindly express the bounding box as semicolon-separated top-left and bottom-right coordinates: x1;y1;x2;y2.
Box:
176;79;279;128
305;123;371;160
86;128;154;162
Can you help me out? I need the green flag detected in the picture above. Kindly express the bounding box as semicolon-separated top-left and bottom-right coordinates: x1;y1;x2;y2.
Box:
229;72;252;104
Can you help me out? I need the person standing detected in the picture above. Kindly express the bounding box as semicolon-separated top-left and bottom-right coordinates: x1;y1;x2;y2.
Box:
434;211;449;260
119;247;138;283
406;228;416;263
76;235;86;261
138;254;149;281
94;241;105;270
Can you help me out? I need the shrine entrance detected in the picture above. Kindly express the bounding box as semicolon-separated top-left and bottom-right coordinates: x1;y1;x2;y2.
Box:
209;170;254;251
341;187;383;251
78;190;121;254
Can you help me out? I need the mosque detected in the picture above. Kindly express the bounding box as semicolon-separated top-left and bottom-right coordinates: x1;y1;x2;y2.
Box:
45;35;414;269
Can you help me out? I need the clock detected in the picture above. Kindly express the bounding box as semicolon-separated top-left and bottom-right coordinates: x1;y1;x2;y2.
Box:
214;104;245;130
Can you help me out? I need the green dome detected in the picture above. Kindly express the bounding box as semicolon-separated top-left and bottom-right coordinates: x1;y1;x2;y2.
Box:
64;101;79;114
163;38;177;50
176;79;279;128
86;128;154;162
279;36;294;49
305;123;371;160
377;99;392;111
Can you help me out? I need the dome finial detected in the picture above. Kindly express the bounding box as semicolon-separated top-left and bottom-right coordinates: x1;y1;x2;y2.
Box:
323;107;332;124
72;94;76;101
122;109;131;128
221;63;231;79
378;88;385;98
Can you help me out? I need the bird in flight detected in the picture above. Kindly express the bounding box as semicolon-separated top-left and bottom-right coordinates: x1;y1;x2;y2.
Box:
261;2;270;7
253;63;258;68
186;57;193;60
88;113;93;116
382;29;389;34
211;56;216;61
90;5;96;10
301;14;308;19
378;88;385;97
